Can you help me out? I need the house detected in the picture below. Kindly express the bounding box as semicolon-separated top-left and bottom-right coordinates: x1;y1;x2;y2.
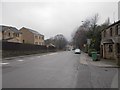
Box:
0;25;22;43
20;27;44;45
100;20;120;65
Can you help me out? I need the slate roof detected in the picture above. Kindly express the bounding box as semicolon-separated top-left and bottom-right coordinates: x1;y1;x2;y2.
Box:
106;20;120;29
101;20;120;33
21;27;44;36
102;39;114;44
0;25;21;34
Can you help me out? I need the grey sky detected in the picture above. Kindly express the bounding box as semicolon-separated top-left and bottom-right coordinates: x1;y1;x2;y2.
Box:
1;1;119;40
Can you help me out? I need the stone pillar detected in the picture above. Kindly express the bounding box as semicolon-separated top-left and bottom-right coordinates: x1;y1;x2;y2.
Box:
113;44;116;58
103;44;105;59
100;45;103;58
116;52;120;66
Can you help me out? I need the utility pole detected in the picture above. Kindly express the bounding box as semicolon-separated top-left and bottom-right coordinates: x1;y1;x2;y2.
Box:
118;1;120;20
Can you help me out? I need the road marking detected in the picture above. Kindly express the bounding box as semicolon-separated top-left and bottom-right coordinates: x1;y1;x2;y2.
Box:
38;53;58;57
0;62;9;65
17;60;24;62
36;53;58;58
37;56;41;58
48;53;58;56
38;55;48;57
42;55;47;57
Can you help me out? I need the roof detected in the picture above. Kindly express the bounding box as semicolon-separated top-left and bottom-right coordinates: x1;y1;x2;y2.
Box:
0;25;7;32
106;20;120;29
0;25;22;34
102;39;114;44
21;27;44;36
101;20;120;32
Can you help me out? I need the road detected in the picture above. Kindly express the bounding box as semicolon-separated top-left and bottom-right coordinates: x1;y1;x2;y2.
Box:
2;51;118;88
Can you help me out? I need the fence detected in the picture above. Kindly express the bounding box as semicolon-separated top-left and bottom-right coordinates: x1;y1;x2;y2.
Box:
1;41;56;58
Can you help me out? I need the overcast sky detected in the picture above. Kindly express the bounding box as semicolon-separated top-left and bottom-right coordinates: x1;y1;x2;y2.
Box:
1;1;119;40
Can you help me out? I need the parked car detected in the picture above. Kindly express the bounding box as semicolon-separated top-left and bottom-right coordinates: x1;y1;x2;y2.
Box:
74;49;81;54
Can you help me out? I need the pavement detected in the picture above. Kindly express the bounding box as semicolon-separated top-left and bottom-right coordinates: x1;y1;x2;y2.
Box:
80;52;120;68
79;52;119;88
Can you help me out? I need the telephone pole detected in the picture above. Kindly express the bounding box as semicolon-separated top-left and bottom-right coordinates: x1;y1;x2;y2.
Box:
118;1;120;20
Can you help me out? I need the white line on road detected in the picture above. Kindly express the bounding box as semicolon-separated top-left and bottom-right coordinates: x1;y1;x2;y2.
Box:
48;53;58;56
17;60;24;62
37;53;58;57
42;55;47;57
0;62;9;65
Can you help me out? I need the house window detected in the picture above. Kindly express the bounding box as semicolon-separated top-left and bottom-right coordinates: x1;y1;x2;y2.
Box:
16;34;19;37
104;31;106;37
23;40;25;43
35;42;38;44
117;43;120;53
110;28;112;36
35;36;38;39
39;42;41;45
8;32;10;36
109;44;113;52
39;36;41;39
115;25;118;35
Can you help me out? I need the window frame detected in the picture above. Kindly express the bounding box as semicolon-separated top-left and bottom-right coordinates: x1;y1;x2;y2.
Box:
110;28;112;36
8;32;10;36
117;43;120;53
103;30;106;37
108;44;113;52
115;25;118;35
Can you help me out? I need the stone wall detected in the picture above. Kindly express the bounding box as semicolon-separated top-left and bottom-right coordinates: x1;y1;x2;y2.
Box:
101;20;120;65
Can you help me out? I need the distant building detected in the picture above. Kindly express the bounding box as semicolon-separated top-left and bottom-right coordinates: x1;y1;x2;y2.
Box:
101;20;120;65
65;44;73;51
0;25;22;43
45;38;55;47
20;27;44;45
118;1;120;20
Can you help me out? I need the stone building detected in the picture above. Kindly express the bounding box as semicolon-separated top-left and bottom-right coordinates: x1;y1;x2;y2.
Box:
0;25;22;43
101;20;120;65
20;27;44;45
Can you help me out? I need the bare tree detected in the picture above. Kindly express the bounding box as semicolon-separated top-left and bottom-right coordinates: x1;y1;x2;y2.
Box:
72;25;87;49
91;14;99;27
54;34;68;50
72;13;111;52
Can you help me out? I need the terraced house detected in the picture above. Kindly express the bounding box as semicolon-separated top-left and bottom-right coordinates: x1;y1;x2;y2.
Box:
20;27;44;45
0;25;22;43
101;20;120;65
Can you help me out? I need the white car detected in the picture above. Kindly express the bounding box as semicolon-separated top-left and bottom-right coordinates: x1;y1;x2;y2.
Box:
75;49;81;54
